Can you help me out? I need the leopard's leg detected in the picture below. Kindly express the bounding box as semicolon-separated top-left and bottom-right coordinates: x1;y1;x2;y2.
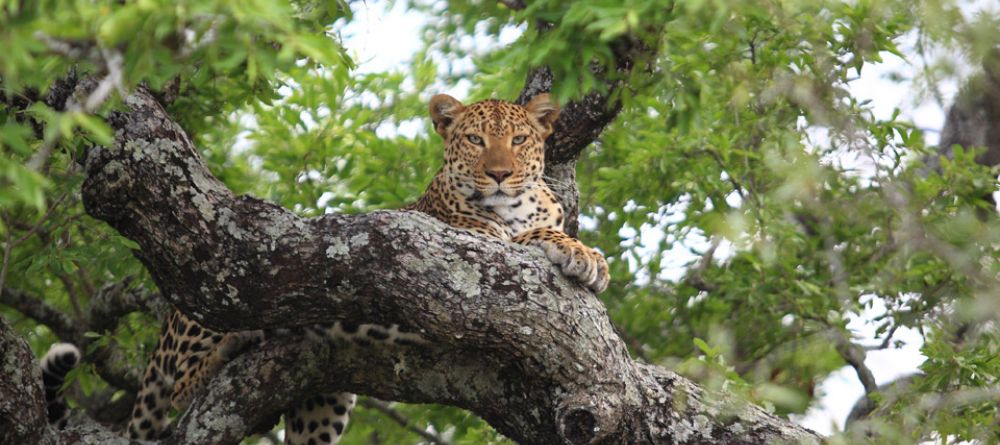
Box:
127;311;185;439
285;393;356;445
170;327;263;412
128;311;238;438
513;227;610;292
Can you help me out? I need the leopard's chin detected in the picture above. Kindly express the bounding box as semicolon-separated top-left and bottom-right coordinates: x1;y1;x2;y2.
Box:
477;192;522;207
471;184;526;205
472;184;516;199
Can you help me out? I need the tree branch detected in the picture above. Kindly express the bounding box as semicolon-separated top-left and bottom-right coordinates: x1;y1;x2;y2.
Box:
67;86;822;444
0;287;79;340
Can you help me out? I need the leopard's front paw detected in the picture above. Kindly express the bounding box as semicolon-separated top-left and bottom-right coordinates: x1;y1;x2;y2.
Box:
541;239;610;293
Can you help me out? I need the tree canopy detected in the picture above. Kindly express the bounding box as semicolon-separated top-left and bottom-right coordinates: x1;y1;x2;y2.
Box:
1;0;999;443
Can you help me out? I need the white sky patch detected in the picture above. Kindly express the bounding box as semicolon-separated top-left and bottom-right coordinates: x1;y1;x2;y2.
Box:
376;117;425;139
341;1;426;75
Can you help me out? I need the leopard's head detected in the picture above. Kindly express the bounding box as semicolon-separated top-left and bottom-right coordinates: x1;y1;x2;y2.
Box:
429;94;559;203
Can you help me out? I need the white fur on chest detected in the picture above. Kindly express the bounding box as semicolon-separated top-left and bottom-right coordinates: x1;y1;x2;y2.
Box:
479;190;559;236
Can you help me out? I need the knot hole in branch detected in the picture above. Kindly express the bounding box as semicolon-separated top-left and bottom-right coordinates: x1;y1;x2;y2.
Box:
559;407;600;445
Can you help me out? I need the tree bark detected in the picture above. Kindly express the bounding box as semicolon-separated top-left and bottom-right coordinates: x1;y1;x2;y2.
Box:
0;316;50;445
15;86;820;444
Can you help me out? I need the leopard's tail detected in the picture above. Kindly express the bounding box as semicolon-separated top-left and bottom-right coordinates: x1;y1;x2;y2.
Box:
41;342;81;428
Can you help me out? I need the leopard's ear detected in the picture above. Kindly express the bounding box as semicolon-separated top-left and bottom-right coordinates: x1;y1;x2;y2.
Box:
525;93;560;136
429;94;465;137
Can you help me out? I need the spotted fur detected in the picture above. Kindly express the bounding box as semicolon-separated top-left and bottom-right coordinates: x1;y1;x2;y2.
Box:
127;93;608;444
410;93;610;292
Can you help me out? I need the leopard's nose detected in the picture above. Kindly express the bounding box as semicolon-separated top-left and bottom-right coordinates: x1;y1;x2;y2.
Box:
485;169;513;184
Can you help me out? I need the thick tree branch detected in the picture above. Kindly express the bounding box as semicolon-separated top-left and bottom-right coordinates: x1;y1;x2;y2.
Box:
67;86;822;443
517;28;655;236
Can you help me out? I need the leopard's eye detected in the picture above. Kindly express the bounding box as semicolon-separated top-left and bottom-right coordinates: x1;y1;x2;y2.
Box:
466;134;484;145
511;135;527;145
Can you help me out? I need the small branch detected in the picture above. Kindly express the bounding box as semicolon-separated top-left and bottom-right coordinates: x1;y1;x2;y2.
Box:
611;319;652;363
685;236;721;292
89;341;144;393
33;32;100;61
72;259;96;298
0;286;78;340
53;270;84;319
27;35;125;172
748;30;760;65
833;332;877;395
0;193;71;303
867;323;901;351
361;398;453;445
832;331;883;427
513;14;658;236
87;279;168;333
919;384;1000;412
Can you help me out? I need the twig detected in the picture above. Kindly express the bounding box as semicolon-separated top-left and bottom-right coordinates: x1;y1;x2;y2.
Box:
72;259;95;302
833;332;877;395
53;271;83;319
27;35;125;172
361;398;454;445
867;323;901;351
0;192;70;301
87;279;168;333
914;31;946;110
33;32;100;61
684;236;721;292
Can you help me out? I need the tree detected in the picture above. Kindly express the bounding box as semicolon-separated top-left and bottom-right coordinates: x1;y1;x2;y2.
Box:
1;0;998;444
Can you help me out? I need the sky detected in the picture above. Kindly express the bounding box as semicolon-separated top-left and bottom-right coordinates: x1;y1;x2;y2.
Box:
337;0;966;437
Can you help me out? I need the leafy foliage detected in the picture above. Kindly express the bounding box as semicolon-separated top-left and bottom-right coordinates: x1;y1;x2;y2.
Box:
2;0;999;443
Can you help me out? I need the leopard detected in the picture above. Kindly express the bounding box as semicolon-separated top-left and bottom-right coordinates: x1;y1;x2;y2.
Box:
118;92;609;444
408;93;610;291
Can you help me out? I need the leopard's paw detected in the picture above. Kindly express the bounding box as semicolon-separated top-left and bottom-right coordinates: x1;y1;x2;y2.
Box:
541;239;610;293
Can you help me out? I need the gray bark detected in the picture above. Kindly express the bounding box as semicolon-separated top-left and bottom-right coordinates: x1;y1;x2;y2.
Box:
0;316;49;445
